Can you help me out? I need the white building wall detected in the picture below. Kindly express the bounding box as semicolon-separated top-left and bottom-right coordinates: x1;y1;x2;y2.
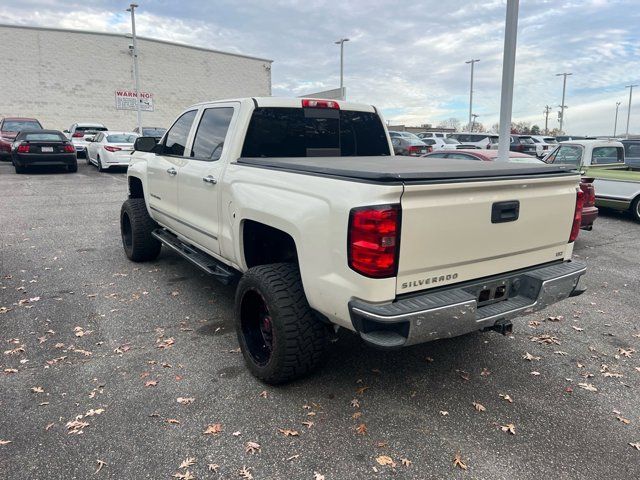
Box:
0;25;272;131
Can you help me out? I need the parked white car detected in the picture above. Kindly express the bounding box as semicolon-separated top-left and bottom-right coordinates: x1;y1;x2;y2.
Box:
417;131;449;140
530;135;558;158
448;132;499;149
86;131;138;171
66;122;108;156
421;136;469;151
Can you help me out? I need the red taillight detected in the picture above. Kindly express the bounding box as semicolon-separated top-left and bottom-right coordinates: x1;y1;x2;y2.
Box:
17;143;30;153
569;189;584;243
301;99;340;109
407;145;423;156
581;178;596;207
427;145;433;153
72;132;84;138
104;146;122;152
348;205;401;278
63;144;75;153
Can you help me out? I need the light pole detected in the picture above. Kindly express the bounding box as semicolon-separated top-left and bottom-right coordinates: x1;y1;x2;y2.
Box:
556;72;572;133
465;59;480;132
625;84;638;138
471;113;479;132
543;105;551;134
334;38;349;100
496;0;519;163
127;3;142;133
613;101;621;137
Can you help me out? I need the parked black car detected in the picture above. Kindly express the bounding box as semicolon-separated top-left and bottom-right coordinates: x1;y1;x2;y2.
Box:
11;130;77;174
510;135;537;155
388;131;431;156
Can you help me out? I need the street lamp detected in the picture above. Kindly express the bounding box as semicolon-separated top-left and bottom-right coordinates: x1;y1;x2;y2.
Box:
126;3;142;133
556;72;572;133
614;101;621;137
625;84;638;138
334;38;349;99
465;59;480;132
471;113;479;132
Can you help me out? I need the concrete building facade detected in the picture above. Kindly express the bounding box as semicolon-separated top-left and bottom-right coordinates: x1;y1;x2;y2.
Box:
0;25;272;131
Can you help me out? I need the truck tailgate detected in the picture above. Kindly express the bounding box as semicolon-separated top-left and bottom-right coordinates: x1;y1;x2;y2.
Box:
397;175;580;295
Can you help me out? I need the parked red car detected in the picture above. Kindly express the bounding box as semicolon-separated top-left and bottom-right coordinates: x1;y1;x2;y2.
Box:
422;149;598;230
0;117;43;160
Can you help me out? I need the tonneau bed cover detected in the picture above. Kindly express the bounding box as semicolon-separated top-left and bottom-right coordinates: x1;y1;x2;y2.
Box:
237;156;575;183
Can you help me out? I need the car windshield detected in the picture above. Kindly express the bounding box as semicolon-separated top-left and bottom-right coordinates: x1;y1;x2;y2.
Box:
242;107;390;157
107;134;138;143
443;137;459;144
77;126;107;132
142;128;167;137
519;137;535;144
3;120;41;131
22;133;65;141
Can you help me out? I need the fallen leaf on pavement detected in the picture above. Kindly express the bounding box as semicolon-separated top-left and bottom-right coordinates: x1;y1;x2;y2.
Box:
313;473;324;480
239;466;253;479
278;428;299;437
94;460;106;475
179;457;195;469
499;394;513;403
355;423;367;435
629;442;640;450
472;402;486;412
617;416;631;424
618;348;634;358
302;421;314;429
245;441;261;454
203;423;222;435
31;386;44;393
376;455;396;467
259;390;268;398
208;464;219;472
145;380;158;387
172;471;194;480
401;458;412;467
500;423;516;435
355;386;369;395
177;397;195;405
578;383;598;392
530;371;541;376
350;398;360;408
523;352;541;361
0;440;12;445
166;419;180;425
453;451;467;470
439;411;449;416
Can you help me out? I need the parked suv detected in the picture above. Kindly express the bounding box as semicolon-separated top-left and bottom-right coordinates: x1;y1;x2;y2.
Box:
0;117;43;160
510;135;537;156
66;123;108;156
448;132;499;149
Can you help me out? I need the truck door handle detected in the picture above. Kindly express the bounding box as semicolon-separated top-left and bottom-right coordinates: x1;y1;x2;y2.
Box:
166;168;177;176
491;200;520;223
202;175;217;184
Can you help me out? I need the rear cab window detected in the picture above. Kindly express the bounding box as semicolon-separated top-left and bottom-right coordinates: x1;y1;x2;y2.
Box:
191;107;235;161
241;107;390;157
591;146;624;165
547;145;583;168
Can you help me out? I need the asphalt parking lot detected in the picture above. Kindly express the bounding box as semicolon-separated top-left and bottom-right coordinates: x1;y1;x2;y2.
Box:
1;160;639;480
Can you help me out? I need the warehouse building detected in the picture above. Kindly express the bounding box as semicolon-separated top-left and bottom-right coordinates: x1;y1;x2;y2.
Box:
0;24;272;131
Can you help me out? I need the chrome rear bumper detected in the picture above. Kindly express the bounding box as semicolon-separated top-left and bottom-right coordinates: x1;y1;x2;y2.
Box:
349;261;586;349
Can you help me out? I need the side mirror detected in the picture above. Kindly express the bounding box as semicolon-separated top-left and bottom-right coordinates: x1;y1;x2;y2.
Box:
85;136;95;142
134;136;159;153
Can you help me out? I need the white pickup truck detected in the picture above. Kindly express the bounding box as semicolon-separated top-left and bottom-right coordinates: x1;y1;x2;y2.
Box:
121;97;586;384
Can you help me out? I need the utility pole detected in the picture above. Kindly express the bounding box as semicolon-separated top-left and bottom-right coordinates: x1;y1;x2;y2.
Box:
625;84;638;138
543;105;551;134
465;59;480;132
613;101;621;137
471;113;479;132
127;3;142;133
496;0;519;163
334;38;349;100
556;72;572;133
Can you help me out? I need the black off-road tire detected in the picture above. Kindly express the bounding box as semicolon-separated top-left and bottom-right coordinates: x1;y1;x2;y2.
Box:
67;161;78;173
120;198;162;262
235;263;329;384
631;196;640;223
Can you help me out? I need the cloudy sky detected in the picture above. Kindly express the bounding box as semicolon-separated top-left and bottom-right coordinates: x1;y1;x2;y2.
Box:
2;0;639;135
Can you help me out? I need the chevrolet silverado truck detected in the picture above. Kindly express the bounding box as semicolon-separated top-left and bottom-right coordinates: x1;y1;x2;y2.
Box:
544;139;640;222
120;97;587;384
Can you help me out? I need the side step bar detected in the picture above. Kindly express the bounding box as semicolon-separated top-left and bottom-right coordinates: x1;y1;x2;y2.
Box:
152;228;238;285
